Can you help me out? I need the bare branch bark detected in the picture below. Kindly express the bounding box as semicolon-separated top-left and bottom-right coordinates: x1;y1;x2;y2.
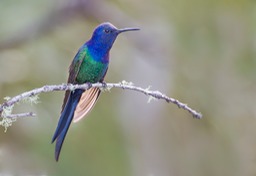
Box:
6;112;36;118
0;81;202;119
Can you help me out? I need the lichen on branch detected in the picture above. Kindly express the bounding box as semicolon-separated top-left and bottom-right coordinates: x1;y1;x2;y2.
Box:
0;81;202;131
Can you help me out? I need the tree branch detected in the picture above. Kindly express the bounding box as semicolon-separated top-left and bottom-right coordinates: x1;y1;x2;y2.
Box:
6;112;37;118
0;81;202;120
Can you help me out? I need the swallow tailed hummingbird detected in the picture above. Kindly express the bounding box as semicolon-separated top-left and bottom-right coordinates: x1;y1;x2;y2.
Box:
51;22;139;161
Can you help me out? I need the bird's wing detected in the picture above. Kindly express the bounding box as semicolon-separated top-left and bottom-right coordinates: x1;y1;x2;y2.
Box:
61;51;85;112
73;87;101;123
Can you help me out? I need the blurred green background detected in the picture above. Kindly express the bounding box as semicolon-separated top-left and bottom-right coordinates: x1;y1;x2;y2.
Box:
1;0;256;175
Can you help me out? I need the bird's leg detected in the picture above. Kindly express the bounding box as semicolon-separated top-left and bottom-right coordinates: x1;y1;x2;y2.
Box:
100;81;107;88
86;82;92;89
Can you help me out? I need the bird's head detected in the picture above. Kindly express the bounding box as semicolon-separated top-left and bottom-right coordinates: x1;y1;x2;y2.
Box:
89;22;139;51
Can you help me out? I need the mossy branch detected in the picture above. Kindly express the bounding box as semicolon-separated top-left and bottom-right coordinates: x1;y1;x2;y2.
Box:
0;81;202;129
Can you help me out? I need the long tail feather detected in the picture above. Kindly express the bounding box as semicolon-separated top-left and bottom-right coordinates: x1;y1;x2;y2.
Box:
52;89;84;161
51;96;74;143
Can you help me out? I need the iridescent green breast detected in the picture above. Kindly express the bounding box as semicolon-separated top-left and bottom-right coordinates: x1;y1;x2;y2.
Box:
75;47;108;84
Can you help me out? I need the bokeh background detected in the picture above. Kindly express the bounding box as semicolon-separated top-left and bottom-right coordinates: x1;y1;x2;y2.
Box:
0;0;256;175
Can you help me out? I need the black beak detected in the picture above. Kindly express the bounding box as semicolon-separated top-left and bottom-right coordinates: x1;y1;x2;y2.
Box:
117;27;140;34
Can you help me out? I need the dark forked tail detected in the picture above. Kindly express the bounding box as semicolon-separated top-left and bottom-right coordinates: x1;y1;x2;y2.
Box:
51;89;84;161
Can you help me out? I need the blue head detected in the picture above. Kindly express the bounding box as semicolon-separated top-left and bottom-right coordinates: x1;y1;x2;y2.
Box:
87;22;139;58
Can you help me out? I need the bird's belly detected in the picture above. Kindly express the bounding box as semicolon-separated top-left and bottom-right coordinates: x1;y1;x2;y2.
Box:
76;59;108;83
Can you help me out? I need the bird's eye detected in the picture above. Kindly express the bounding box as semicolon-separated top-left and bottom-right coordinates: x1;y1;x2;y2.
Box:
104;29;110;33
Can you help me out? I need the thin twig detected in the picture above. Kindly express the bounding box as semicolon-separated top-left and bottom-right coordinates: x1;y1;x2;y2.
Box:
0;82;202;119
6;112;36;118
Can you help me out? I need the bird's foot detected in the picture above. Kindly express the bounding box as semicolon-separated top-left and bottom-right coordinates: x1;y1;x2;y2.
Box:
99;81;111;92
101;81;107;88
86;82;92;89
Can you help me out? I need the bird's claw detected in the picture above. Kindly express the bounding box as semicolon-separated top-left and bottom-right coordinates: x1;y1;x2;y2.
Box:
86;82;92;88
101;81;107;88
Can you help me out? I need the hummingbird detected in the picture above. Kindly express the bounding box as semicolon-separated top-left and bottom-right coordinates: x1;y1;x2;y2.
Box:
51;22;139;161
